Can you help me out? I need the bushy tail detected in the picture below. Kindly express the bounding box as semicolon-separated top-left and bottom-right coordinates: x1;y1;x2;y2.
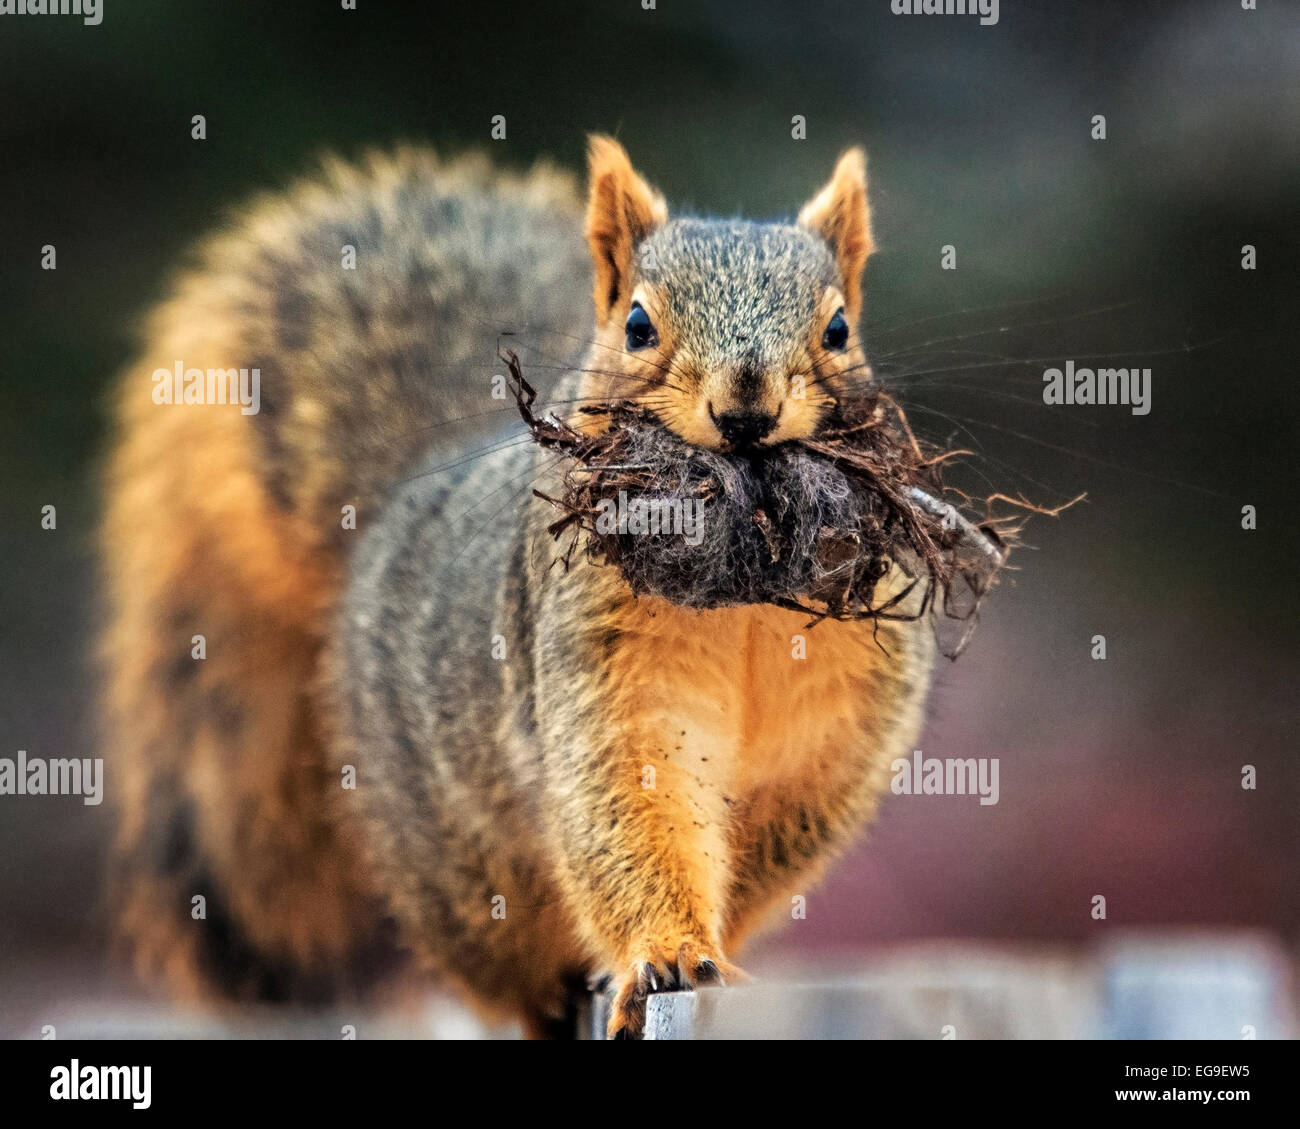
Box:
99;148;591;1003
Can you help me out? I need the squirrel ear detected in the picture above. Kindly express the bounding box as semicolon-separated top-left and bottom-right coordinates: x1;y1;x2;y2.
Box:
585;135;668;325
797;148;874;315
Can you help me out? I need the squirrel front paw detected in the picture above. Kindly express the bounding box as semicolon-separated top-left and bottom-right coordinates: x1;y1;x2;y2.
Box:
606;939;747;1040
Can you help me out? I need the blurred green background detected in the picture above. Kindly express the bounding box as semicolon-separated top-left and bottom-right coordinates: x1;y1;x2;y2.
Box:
1;0;1296;1031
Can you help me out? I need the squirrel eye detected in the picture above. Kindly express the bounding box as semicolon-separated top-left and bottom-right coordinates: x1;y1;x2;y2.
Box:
625;302;658;351
822;309;849;351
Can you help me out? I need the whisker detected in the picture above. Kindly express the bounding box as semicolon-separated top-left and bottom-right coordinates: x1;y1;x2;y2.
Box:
894;398;1080;502
442;453;573;569
902;403;1232;500
393;400;621;487
882;338;1224;383
868;299;1143;360
864;290;1075;339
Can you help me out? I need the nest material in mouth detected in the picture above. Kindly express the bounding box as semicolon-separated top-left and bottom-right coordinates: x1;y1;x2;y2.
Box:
505;349;1060;658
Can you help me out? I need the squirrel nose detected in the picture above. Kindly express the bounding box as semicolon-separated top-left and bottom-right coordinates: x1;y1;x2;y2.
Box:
712;408;778;449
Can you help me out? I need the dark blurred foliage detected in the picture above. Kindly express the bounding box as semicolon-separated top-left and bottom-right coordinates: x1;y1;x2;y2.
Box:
0;0;1296;1016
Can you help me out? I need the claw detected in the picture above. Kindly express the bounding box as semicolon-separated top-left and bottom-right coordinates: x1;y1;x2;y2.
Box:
696;958;723;986
607;946;747;1038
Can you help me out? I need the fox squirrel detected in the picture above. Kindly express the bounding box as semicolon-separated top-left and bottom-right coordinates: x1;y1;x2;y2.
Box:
100;138;935;1038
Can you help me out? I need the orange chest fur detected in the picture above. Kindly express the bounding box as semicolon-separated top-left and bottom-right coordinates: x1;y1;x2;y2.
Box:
599;591;915;796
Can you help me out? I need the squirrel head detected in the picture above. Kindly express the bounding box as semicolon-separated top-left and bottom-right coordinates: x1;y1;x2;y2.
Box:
583;136;874;452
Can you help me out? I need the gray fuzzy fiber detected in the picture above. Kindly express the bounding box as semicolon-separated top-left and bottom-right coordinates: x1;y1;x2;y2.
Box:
579;421;896;610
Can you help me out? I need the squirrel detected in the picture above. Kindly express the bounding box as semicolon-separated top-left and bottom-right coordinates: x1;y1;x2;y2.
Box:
100;137;936;1039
